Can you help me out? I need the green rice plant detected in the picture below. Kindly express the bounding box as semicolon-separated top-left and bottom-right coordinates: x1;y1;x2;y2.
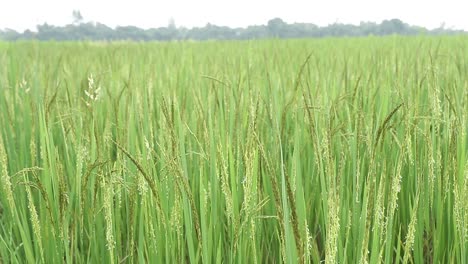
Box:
0;36;467;263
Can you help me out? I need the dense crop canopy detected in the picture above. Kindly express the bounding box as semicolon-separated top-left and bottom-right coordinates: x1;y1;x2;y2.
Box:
0;37;467;263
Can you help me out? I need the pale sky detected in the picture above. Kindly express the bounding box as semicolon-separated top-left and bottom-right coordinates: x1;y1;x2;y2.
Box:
1;0;467;32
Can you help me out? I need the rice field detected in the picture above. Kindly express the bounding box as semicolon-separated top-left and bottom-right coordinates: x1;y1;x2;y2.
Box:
0;37;467;263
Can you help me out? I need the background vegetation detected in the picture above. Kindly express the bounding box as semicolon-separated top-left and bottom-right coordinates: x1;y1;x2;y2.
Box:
1;15;466;41
0;37;467;263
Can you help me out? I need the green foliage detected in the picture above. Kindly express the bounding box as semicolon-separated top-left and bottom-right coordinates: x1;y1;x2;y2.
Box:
0;37;467;263
0;18;466;41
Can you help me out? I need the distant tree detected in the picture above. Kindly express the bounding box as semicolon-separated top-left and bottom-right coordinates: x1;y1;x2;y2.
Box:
267;18;286;37
72;10;84;25
0;29;21;40
22;29;35;39
168;18;176;30
379;19;402;34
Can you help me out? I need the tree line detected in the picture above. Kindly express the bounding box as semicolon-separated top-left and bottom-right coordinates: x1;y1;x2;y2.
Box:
1;17;465;41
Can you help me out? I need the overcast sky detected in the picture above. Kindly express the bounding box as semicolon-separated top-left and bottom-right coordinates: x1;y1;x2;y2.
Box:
1;0;467;32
